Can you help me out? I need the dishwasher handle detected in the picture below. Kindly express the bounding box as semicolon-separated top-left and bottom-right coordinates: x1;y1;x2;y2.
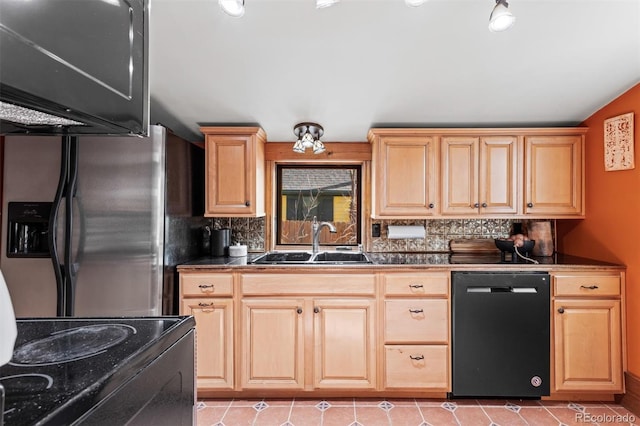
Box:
466;286;538;293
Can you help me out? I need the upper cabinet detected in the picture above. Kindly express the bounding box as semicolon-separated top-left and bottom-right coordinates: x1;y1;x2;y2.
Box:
441;135;518;216
200;126;266;217
369;128;586;219
524;134;584;217
369;132;439;218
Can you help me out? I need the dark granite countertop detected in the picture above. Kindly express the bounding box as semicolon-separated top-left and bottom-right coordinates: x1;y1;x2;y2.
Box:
178;252;624;270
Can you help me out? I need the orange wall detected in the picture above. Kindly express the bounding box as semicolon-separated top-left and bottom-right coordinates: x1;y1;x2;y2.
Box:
557;82;640;375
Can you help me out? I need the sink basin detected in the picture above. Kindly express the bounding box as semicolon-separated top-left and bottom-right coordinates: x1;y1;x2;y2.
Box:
250;250;372;265
251;251;313;264
312;251;372;263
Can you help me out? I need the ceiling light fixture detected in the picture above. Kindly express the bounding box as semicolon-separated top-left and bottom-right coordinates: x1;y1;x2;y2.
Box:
219;0;245;17
316;0;339;9
293;122;326;154
404;0;427;7
488;0;515;32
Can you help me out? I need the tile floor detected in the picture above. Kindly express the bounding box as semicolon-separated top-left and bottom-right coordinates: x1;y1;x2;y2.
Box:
197;398;639;426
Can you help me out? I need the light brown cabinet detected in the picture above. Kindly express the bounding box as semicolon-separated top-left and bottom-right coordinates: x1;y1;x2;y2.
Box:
441;135;518;215
524;134;584;217
179;273;234;390
369;132;439;218
240;273;377;390
200;126;266;217
382;272;450;391
552;272;624;392
369;128;586;218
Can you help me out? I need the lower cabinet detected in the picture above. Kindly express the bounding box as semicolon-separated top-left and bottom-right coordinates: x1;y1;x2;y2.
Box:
382;272;450;391
241;297;376;390
552;272;624;393
180;273;234;391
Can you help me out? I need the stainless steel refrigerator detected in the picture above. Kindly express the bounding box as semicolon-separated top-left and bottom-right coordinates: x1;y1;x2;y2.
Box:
1;125;206;317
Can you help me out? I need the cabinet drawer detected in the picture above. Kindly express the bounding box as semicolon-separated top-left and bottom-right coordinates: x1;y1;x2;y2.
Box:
241;274;375;295
181;273;234;297
385;345;448;389
554;273;620;297
385;299;448;343
384;273;449;297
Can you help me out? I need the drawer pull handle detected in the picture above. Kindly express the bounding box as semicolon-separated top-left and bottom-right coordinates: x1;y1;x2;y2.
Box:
409;354;425;361
199;284;215;290
198;302;214;308
409;284;424;289
409;308;424;314
580;285;599;290
558;307;565;314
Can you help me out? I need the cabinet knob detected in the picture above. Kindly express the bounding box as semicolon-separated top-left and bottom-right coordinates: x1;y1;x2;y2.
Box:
409;354;425;361
296;307;303;314
474;203;480;208
558;307;565;314
481;202;488;208
245;201;251;207
580;285;599;290
527;202;534;208
409;308;424;314
428;203;435;209
314;307;320;314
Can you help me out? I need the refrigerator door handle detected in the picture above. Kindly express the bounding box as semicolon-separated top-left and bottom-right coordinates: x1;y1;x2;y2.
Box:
49;137;70;317
63;137;79;317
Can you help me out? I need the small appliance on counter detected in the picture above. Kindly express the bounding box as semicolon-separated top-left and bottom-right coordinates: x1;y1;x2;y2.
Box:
210;228;231;257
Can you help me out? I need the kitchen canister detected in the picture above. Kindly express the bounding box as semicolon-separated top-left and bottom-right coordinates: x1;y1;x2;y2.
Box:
527;221;554;256
229;243;248;257
211;228;231;257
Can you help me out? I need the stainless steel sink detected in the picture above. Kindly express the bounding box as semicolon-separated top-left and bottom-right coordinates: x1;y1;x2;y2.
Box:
311;251;372;263
250;250;373;265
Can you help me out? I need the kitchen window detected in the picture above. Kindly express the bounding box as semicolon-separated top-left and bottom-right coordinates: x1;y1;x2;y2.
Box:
276;165;361;247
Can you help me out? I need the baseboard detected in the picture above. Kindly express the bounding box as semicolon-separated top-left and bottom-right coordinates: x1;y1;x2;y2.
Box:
621;371;640;416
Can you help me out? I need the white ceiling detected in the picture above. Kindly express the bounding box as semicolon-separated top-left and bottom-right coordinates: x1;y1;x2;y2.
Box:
148;0;640;142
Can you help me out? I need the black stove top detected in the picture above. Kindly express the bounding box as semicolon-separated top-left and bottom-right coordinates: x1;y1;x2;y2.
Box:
0;316;195;426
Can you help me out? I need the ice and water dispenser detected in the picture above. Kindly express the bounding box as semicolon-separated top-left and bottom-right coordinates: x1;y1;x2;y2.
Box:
7;202;51;258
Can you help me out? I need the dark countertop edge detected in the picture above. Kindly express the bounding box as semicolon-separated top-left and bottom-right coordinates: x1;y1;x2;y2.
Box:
177;253;625;270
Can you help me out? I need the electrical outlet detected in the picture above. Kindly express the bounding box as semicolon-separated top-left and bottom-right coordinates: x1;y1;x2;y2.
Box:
371;223;381;238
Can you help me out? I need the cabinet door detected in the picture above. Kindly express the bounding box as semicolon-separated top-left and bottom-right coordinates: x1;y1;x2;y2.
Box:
441;136;479;215
553;299;623;392
204;131;265;217
479;136;518;214
313;298;376;389
524;135;583;216
181;298;234;390
441;136;518;215
241;299;305;389
374;136;438;217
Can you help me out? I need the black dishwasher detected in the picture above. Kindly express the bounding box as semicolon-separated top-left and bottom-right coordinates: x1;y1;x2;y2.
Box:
451;271;550;398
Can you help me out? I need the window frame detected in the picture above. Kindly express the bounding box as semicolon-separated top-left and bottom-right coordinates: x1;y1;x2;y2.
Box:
275;164;362;248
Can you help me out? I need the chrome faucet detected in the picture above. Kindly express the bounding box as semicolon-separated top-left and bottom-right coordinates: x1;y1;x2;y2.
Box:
312;216;337;254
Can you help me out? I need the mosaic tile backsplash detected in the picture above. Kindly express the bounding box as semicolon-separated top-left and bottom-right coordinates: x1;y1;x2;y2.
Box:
207;217;553;254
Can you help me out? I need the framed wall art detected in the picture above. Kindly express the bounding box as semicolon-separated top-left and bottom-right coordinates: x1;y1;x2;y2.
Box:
604;112;634;171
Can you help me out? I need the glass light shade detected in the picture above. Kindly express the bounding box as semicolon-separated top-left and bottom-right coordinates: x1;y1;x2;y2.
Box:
488;1;515;32
292;139;306;153
405;0;426;7
219;0;245;17
301;132;315;148
313;140;326;154
316;0;339;9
